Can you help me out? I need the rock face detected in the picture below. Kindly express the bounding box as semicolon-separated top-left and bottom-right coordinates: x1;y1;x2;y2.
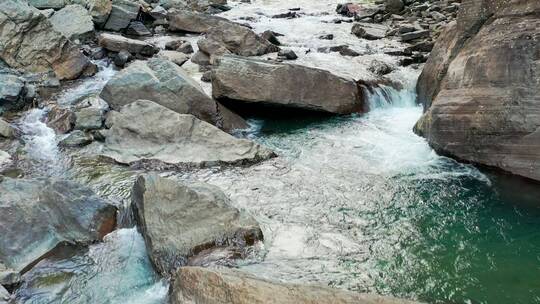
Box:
49;4;94;41
415;0;540;182
100;58;247;132
98;33;158;56
132;175;263;276
0;0;93;80
0;178;117;284
101;100;274;167
212;56;363;114
170;267;420;304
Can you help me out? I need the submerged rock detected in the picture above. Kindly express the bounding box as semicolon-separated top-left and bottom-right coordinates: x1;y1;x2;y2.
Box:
170;267;420;304
132;174;263;276
12;228;166;304
100;58;247;132
49;4;95;41
415;0;540;182
0;0;93;80
101;100;275;167
212;56;363;114
0;178;117;284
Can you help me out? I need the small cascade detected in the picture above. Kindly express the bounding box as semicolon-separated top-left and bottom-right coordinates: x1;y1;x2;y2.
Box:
365;85;418;110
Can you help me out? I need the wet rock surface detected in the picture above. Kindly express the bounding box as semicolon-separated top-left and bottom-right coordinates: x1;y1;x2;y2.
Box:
0;177;116;283
212;56;363;114
415;0;540;182
132;174;263;276
101;100;275;167
170;267;420;304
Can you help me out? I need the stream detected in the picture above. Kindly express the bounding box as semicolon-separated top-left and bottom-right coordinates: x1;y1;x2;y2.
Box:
12;0;540;303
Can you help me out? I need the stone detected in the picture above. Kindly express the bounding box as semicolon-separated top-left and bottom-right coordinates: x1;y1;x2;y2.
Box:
168;11;231;33
0;119;14;138
0;284;9;303
39;8;54;17
59;130;93;147
177;42;194;54
150;5;167;19
113;50;132;67
400;30;430;42
101;100;275;167
0;177;116;283
0;74;25;113
351;23;388;40
170;267;420;304
200;25;279;58
212;56;363;114
125;21;152;36
0;150;11;169
272;11;298;19
103;0;139;31
100;58;247;132
0;0;93;80
132;174;263;276
75;0;112;26
415;0;540;182
368;59;394;75
98;33;158;56
201;70;212;82
165;39;186;50
261;30;281;46
28;0;65;9
385;0;404;14
47;107;76;134
157;50;190;66
191;51;211;66
75;107;104;130
49;4;95;41
278;49;298;60
319;34;334;40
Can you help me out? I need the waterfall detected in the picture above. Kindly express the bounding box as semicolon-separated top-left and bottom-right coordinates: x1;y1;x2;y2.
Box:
365;85;418;110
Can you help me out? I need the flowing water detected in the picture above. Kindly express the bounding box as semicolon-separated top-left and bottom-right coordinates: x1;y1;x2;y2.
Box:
10;0;540;303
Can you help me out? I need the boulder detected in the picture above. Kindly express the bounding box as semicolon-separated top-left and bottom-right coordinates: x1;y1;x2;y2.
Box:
27;0;65;9
168;10;230;33
212;56;363;114
70;0;112;26
49;4;95;41
351;22;388;40
0;0;93;80
0;178;116;283
74;107;104;130
170;267;420;304
0;74;26;113
0;119;14;138
132;174;263;276
157;50;190;66
113;50;132;67
415;0;540;182
103;0;139;31
59;130;93;147
100;58;247;132
47;106;75;134
101;100;275;167
125;21;152;36
385;0;404;14
97;33;158;56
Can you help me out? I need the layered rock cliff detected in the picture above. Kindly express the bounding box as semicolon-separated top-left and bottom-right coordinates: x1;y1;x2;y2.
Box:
415;0;540;182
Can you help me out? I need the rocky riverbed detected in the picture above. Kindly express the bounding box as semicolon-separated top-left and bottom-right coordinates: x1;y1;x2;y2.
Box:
1;0;539;303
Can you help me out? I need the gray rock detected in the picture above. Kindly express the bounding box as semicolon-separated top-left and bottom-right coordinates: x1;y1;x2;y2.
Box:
278;49;298;60
400;30;430;42
0;177;116;284
0;0;93;80
385;0;404;14
157;50;190;66
177;42;194;54
75;107;104;130
261;30;281;45
103;0;139;31
28;0;65;9
212;56;363;114
0;150;11;169
59;130;93;147
0;284;9;303
132;174;263;276
101;100;275;167
368;59;394;75
125;21;152;36
100;58;247;132
203;24;279;57
168;10;230;33
191;50;211;66
164;38;186;50
170;267;421;304
49;4;95;41
150;5;167;19
113;50;132;67
0;119;14;138
39;8;54;17
0;74;25;113
351;22;388;40
74;0;112;26
98;33;158;56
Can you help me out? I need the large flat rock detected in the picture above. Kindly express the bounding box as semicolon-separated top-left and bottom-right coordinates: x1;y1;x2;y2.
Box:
49;4;94;41
132;175;263;276
0;0;93;80
170;267;421;304
212;56;363;114
101;100;274;167
415;0;540;182
0;177;117;284
98;33;158;56
168;10;231;33
100;58;247;132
